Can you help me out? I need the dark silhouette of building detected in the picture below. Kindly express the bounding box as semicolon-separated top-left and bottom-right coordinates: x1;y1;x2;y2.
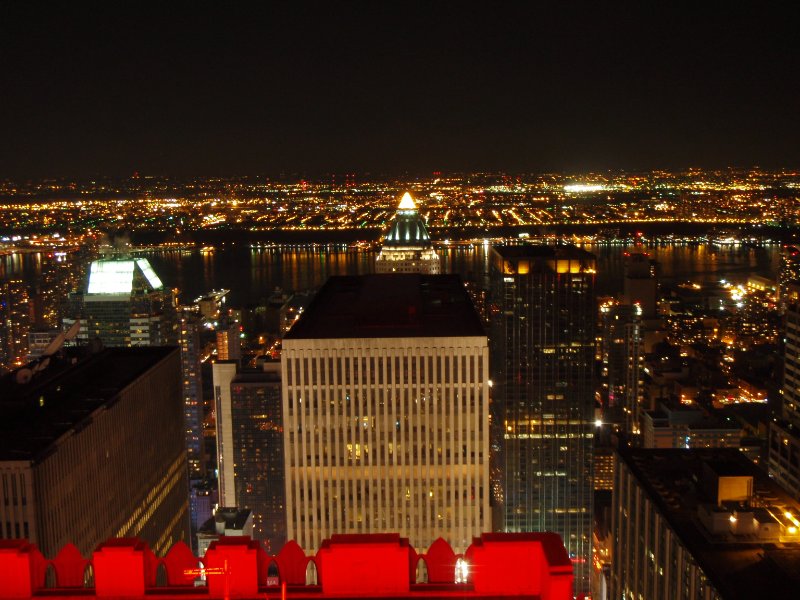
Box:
489;244;596;594
621;251;657;319
0;347;190;558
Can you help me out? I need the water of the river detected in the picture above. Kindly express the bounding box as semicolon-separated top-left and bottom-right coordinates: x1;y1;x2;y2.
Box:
0;242;781;307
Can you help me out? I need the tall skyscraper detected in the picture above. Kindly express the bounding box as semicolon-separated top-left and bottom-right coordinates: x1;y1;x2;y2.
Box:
769;282;800;497
601;302;644;434
63;257;202;495
213;361;286;550
63;257;176;347
179;310;204;480
0;347;190;557
375;192;441;274
0;279;31;371
230;364;285;551
281;274;490;553
489;244;596;594
621;251;657;319
779;245;800;312
212;360;239;507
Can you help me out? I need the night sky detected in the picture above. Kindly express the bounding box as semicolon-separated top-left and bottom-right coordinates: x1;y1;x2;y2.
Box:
2;3;799;178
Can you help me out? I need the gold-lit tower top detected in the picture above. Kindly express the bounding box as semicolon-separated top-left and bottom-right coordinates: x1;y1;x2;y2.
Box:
398;191;417;211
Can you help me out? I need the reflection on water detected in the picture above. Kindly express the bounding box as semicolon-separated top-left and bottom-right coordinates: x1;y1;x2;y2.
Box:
2;242;781;306
143;242;781;306
0;252;45;280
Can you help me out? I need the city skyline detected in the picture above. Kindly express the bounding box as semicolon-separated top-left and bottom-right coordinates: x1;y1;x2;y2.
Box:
3;4;800;596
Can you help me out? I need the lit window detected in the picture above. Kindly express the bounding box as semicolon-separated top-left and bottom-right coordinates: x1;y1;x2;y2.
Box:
454;558;469;584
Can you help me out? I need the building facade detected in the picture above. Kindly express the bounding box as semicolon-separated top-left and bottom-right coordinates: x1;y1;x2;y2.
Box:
216;322;241;361
769;282;800;497
489;244;595;594
0;278;31;371
612;448;800;600
212;360;238;507
230;365;286;551
601;301;644;434
375;192;441;274
63;257;176;347
282;274;490;553
0;347;190;558
179;311;204;480
62;257;202;508
641;401;742;450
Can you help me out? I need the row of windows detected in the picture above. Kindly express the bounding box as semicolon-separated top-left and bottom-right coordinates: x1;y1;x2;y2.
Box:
285;352;486;389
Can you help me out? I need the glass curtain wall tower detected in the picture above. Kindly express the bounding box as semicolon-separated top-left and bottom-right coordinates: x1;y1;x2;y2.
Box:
489;245;596;595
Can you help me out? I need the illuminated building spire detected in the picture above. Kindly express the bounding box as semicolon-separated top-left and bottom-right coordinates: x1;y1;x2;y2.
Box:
398;191;417;210
375;192;440;274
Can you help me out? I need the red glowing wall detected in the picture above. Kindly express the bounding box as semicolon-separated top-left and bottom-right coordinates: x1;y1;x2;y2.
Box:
317;534;411;596
0;532;573;600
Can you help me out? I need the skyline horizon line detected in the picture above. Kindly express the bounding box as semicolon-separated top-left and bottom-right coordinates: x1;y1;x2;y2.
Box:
4;164;800;185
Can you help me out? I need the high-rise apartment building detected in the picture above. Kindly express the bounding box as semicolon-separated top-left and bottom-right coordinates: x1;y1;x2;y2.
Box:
230;365;285;551
0;278;31;371
179;310;204;479
779;245;800;311
281;274;489;553
489;244;595;594
375;192;441;274
601;302;643;434
0;347;190;558
612;447;800;600
212;360;239;507
213;361;286;550
216;322;241;361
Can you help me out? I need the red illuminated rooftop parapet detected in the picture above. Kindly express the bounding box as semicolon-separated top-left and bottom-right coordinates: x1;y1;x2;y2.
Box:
0;540;46;598
316;533;416;595
466;533;574;598
0;532;573;600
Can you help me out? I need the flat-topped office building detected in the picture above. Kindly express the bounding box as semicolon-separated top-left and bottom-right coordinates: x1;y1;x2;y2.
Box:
281;274;490;553
231;366;286;551
613;447;800;599
769;282;800;497
0;347;190;558
489;244;596;594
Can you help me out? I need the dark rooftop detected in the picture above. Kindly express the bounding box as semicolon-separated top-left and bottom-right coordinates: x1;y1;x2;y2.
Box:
283;274;485;340
492;243;596;262
617;447;800;599
232;370;281;385
0;347;178;462
199;507;252;535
